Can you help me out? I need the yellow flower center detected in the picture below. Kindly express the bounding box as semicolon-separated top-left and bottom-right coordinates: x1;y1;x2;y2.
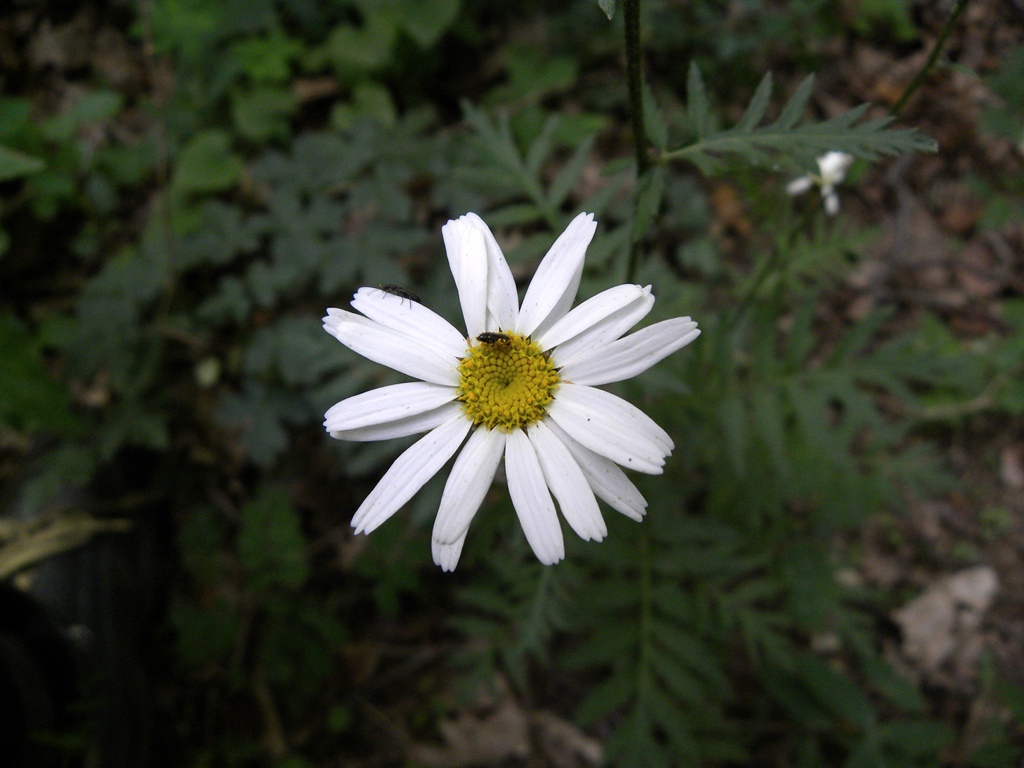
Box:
456;331;561;432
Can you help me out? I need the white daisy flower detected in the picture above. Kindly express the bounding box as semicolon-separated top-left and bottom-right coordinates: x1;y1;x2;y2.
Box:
322;212;700;571
786;151;854;215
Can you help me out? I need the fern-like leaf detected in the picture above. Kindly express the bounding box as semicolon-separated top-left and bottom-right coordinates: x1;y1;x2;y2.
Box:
664;63;936;174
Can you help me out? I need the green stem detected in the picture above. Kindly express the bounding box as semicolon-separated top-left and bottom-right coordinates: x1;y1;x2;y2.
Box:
635;523;654;723
623;0;650;177
891;0;970;116
622;0;649;282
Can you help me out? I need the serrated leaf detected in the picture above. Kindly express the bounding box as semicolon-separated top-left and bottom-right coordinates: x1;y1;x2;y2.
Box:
649;645;705;706
524;115;559;175
685;62;713;139
172;130;243;197
245;315;345;386
650;620;729;691
237;485;308;592
216;381;309;465
736;72;774;132
327;17;396;72
665;70;936;174
797;654;876;730
577;669;636;725
549;134;596;208
642;81;668;151
776;75;815;130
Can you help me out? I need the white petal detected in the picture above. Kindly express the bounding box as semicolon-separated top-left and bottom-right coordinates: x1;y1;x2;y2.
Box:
324;308;459;386
547;383;672;474
432;529;468;572
461;213;519;333
818;151;853;183
433;427;506;544
545;420;648;521
325;381;457;432
824;190;840;216
351;287;467;360
505;429;564;565
442;217;489;338
551;286;654;368
515;213;596;338
560;318;701;386
350;414;471;535
536;283;648;351
528;420;606;541
329;401;463;442
787;176;813;196
442;213;520;338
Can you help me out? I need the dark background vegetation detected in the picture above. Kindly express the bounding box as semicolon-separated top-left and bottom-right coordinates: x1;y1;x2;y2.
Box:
1;0;1023;766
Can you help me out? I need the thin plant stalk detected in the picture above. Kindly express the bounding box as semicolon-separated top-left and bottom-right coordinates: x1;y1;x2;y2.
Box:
891;0;970;115
623;0;650;282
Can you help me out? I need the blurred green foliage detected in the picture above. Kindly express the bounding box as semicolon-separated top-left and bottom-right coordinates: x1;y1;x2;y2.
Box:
2;0;1023;766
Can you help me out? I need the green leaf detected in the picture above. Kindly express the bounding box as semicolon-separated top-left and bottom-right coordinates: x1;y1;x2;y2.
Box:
237;485;308;592
326;17;396;74
400;0;460;47
171;599;241;668
42;90;123;143
549;134;596;208
781;543;837;629
854;0;918;42
177;506;229;586
0;144;44;181
736;72;774;132
577;667;636;724
330;83;397;130
642;82;668;151
796;654;876;730
632;164;666;241
491;47;578;105
664;65;936;174
879;720;954;756
230;29;302;84
171;130;244;197
244;315;344;387
598;0;616;20
776;75;815;130
96;399;169;460
685;62;713;140
232;87;295;142
524;116;559;176
0;315;76;432
216;381;309;466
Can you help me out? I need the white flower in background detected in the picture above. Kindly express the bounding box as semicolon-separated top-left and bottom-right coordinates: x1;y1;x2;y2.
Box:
322;213;700;570
786;151;855;215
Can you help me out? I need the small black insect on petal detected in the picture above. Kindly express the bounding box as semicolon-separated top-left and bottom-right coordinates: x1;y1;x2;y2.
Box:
378;284;422;305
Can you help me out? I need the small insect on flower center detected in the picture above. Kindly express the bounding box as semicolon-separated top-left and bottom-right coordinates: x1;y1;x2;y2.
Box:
456;331;560;432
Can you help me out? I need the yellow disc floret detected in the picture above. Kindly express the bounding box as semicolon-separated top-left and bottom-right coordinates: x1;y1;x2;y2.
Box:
457;331;560;432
